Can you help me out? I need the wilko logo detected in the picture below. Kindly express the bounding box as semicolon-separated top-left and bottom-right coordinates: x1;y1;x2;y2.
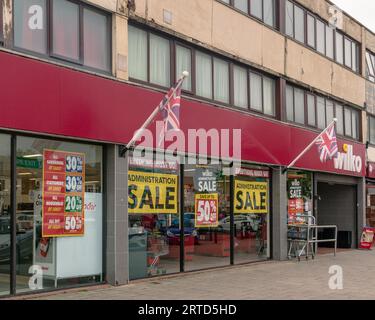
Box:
333;144;362;174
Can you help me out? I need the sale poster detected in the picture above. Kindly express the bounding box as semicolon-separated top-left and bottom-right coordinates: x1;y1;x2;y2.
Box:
195;193;219;228
42;150;85;237
128;171;178;214
360;227;375;249
234;180;268;214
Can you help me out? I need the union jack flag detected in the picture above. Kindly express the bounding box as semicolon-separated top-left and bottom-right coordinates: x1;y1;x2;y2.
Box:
158;80;183;145
315;123;338;162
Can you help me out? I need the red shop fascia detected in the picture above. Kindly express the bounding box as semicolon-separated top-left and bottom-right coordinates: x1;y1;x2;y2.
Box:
0;51;366;178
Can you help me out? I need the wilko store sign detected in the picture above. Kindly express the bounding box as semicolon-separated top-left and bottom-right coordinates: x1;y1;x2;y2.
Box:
42;150;85;237
333;144;362;174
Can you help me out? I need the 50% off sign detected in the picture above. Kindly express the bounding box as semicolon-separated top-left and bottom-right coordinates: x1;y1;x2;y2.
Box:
195;194;219;228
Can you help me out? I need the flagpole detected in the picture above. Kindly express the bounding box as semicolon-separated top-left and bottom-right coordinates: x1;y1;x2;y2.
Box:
122;71;189;153
282;118;337;174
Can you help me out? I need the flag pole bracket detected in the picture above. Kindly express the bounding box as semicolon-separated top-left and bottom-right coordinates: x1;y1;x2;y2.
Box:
119;145;128;158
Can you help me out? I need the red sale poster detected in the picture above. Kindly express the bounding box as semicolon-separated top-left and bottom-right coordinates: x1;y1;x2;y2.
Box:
360;227;375;250
195;193;219;228
42;150;85;237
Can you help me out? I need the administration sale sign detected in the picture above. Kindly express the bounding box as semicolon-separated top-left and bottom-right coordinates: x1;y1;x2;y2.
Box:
42;150;85;237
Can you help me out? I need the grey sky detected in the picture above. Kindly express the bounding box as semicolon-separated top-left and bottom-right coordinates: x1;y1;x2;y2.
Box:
331;0;375;33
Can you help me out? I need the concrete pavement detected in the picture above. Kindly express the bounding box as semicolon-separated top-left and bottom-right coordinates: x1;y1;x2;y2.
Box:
24;249;375;300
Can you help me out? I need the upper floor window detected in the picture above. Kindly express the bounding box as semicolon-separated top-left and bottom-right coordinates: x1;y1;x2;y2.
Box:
285;0;360;74
366;50;375;83
128;24;276;117
221;0;276;28
286;84;360;140
13;0;111;72
368;116;375;145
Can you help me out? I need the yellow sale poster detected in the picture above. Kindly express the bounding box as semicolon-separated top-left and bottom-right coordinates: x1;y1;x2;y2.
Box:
234;180;268;214
128;170;178;214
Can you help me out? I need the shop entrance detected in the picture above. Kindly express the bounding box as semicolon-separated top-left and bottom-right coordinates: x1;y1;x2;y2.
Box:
316;182;357;249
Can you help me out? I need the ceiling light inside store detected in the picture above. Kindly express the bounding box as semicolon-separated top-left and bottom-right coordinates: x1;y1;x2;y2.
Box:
23;154;43;158
18;172;32;176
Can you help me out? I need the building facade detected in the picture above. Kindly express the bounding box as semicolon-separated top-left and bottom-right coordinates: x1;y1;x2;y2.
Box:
0;0;374;296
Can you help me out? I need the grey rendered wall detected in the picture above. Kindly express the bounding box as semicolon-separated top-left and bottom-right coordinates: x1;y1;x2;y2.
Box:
105;145;129;285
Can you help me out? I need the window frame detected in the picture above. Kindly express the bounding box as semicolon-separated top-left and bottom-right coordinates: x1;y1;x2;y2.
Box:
306;13;316;49
174;42;194;94
366;50;375;83
219;0;277;29
284;0;360;75
12;0;112;74
285;83;360;141
368;115;375;145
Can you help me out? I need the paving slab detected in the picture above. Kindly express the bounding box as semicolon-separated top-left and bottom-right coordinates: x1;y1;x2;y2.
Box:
20;250;375;300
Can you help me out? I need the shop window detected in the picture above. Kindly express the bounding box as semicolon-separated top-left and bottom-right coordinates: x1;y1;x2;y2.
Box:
196;51;213;99
287;171;313;224
317;97;326;129
213;58;230;103
14;0;48;54
233;166;270;263
307;93;316;127
52;0;79;61
366;186;375;228
0;134;11;296
316;20;325;55
15;136;103;293
307;14;315;48
83;8;111;71
335;32;344;65
294;5;305;43
128;154;180;279
176;45;192;91
128;25;148;82
233;65;248;108
366;51;375;83
183;163;230;271
13;0;111;72
325;26;334;60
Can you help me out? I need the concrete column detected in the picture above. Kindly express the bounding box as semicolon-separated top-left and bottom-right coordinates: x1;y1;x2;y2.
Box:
272;167;288;261
105;145;129;286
